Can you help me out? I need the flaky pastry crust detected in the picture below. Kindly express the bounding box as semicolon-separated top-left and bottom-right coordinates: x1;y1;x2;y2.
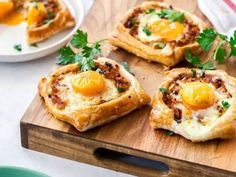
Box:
39;57;150;132
109;1;205;66
27;0;75;44
150;68;236;142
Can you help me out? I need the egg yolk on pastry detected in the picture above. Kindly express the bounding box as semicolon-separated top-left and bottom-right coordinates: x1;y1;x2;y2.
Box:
180;82;216;110
27;2;47;26
0;1;24;26
148;19;184;41
71;71;106;96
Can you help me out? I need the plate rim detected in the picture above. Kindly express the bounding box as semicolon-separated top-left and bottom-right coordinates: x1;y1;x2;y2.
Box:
0;0;84;62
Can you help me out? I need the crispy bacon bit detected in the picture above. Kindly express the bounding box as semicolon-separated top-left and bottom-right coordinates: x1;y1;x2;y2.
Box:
124;8;143;35
176;24;200;46
95;61;130;91
173;108;182;123
217;105;224;116
51;95;65;109
212;78;223;89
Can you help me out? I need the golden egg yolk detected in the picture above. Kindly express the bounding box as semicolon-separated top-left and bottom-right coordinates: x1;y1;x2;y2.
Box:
180;82;216;110
27;2;47;27
0;1;24;26
0;1;14;19
71;71;106;97
148;19;184;41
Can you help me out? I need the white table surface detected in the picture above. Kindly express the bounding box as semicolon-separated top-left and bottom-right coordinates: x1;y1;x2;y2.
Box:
0;1;133;176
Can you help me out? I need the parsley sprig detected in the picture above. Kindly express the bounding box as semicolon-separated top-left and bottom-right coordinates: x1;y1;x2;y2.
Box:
184;48;215;70
185;28;236;69
57;29;101;72
196;28;236;64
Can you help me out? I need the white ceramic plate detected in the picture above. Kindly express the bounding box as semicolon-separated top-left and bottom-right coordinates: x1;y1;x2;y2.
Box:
0;0;84;62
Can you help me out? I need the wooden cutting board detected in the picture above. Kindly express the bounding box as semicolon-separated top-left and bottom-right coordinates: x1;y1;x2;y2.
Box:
20;0;236;176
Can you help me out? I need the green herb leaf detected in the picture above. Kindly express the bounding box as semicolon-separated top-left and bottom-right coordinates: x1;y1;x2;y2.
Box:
131;17;138;28
191;69;197;77
117;87;125;93
159;87;167;93
213;42;227;64
229;31;236;57
222;101;230;109
185;48;215;70
165;130;174;136
14;44;22;52
121;61;133;74
57;46;77;65
143;26;151;36
146;9;156;14
185;48;201;66
157;9;184;23
71;30;88;48
197;28;217;51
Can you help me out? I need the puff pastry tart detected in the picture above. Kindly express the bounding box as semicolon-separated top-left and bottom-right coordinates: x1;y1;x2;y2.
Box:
110;1;205;66
39;57;151;132
26;0;75;44
150;68;236;142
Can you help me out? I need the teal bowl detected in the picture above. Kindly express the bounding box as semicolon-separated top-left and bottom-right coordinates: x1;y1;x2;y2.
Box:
0;166;50;177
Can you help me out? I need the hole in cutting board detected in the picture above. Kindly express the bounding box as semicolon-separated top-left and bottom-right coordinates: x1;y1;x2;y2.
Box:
94;148;169;173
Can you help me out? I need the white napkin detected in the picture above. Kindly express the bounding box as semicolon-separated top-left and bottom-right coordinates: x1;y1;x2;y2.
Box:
198;0;236;37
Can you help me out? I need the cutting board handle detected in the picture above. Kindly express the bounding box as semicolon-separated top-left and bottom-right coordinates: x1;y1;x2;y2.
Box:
93;147;169;176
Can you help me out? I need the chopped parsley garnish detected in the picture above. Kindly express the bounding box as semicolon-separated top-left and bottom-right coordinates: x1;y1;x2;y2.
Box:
131;17;138;28
57;29;101;72
222;101;230;109
157;9;184;23
117;87;125;93
184;48;215;70
159;87;167;93
121;61;133;74
143;26;151;36
154;42;166;49
191;69;197;78
146;9;156;14
14;44;22;52
165;130;174;136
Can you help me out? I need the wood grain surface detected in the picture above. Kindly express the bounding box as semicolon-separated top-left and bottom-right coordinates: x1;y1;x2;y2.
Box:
21;0;236;176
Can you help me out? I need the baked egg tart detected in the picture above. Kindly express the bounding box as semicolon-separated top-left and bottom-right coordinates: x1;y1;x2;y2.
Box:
39;57;151;132
150;68;236;142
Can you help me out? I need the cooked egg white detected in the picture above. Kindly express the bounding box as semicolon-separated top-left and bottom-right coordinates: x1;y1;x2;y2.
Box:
57;72;120;110
137;12;184;43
